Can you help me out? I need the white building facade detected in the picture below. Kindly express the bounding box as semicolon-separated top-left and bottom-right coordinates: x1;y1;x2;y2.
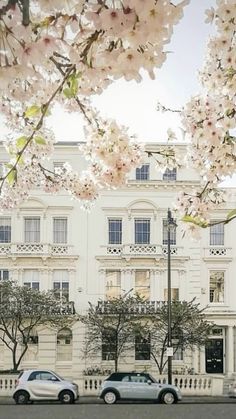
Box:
0;142;236;381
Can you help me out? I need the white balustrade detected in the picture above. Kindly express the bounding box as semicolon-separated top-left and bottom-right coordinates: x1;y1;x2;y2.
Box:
203;247;232;258
0;375;18;396
0;373;224;397
0;243;72;257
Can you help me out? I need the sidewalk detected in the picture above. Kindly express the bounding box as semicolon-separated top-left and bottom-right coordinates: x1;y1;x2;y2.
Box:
0;396;236;405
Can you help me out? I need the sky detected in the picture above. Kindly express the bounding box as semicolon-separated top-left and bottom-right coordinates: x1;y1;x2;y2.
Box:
49;0;217;143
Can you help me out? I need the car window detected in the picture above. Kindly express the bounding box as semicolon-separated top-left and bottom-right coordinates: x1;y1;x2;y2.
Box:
130;375;148;383
28;371;59;381
40;372;58;381
121;375;130;382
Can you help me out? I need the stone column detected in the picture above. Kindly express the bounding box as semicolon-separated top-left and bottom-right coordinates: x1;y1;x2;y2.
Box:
150;269;160;301
226;326;234;374
192;347;199;374
199;346;206;374
98;269;106;299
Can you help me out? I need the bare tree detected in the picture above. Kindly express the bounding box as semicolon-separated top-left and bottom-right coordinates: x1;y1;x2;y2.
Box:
0;281;76;372
81;295;148;372
143;299;213;374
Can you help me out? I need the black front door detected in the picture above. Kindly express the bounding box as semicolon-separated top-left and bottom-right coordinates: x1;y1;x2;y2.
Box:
205;339;224;374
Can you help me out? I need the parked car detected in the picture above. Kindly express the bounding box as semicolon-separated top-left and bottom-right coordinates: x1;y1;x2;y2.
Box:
13;369;79;404
228;381;236;398
99;372;182;405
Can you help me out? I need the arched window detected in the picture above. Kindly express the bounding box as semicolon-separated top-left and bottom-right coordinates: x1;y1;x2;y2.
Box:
57;328;73;361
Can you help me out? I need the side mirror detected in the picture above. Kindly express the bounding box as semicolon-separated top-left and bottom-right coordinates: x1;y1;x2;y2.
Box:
147;380;152;385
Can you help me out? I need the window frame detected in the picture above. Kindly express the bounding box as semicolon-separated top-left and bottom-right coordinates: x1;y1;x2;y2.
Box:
135;164;150;181
24;217;40;243
209;270;225;303
53;217;68;244
0;217;11;243
210;223;224;246
108;218;122;245
163;168;177;181
105;270;121;300
135;333;151;361
134;218;151;244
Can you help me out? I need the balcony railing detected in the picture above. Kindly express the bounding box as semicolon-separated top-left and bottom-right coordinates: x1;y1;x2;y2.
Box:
97;300;167;314
0;243;74;257
103;244;183;257
203;247;232;258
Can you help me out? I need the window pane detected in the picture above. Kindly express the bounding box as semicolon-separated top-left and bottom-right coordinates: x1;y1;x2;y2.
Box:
164;288;179;301
0;217;11;243
135;219;150;244
108;219;122;244
136;164;150;181
135;334;150;360
209;271;224;303
0;270;9;281
53;271;69;301
210;223;224;246
163;168;177;181
24;218;40;243
53;218;67;243
135;271;150;299
102;329;116;361
105;271;121;300
162;219;176;245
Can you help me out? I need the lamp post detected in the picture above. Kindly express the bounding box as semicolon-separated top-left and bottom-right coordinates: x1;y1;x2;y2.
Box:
167;208;175;385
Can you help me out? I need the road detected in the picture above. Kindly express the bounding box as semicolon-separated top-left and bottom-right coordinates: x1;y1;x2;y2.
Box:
0;398;236;419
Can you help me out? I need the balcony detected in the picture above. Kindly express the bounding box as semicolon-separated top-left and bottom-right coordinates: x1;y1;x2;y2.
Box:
0;243;75;257
203;247;232;260
97;300;167;314
104;244;184;258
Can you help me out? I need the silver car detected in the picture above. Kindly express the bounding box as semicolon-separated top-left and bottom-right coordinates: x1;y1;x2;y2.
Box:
13;369;79;404
99;372;182;405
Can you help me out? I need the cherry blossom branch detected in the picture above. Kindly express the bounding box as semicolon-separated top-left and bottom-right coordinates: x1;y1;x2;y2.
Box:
0;64;76;193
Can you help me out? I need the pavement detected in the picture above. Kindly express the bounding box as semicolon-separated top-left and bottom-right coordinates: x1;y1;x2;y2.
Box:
0;395;236;404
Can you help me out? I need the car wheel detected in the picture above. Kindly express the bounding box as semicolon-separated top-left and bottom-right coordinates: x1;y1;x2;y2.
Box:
14;391;30;405
161;391;176;405
59;390;75;404
103;391;117;404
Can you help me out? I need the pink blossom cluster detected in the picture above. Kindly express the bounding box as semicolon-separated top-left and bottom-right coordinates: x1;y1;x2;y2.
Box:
177;0;236;231
0;0;189;208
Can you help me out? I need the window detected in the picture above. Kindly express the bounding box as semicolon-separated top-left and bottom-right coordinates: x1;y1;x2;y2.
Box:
164;288;179;301
173;346;183;361
57;328;72;361
24;217;40;243
210;223;224;246
53;270;69;302
0;270;9;281
209;271;224;303
162;219;176;245
108;219;122;244
135;333;150;360
0;217;11;243
23;270;40;290
105;271;121;300
136;164;150;181
135;219;150;244
53;218;67;243
163;168;177;181
53;161;66;173
102;328;116;361
135;270;150;299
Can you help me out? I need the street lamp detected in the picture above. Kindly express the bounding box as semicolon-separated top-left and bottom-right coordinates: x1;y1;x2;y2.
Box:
167;208;176;385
